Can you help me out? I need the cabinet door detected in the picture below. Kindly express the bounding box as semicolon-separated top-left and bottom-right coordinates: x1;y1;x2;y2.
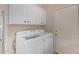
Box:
9;5;26;24
31;6;46;25
9;4;46;25
41;10;46;25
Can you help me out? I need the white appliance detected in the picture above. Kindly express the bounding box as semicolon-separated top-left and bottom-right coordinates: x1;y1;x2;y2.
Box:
16;29;53;54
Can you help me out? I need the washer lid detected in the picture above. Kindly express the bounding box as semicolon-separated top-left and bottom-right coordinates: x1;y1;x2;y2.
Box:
16;29;46;37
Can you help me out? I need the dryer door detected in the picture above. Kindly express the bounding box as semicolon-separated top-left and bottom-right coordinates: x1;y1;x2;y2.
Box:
43;34;53;54
24;37;43;54
16;36;43;54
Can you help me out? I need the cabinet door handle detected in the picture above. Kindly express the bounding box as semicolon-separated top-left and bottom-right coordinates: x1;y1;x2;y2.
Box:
27;21;29;23
25;21;26;23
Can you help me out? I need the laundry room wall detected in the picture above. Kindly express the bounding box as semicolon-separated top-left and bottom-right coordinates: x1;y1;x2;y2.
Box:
9;4;79;54
40;4;74;32
1;4;78;54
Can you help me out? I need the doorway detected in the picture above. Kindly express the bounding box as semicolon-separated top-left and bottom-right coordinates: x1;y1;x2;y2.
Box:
0;11;4;54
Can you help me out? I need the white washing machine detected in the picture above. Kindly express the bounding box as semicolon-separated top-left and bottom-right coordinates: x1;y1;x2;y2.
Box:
16;29;53;54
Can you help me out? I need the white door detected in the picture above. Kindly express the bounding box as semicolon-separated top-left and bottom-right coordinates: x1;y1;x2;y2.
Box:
54;6;79;53
0;11;4;54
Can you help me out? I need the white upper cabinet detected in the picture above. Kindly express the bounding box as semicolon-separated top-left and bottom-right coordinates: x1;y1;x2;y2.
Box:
9;4;46;25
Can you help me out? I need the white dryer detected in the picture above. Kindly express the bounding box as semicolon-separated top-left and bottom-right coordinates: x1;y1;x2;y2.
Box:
16;29;53;54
